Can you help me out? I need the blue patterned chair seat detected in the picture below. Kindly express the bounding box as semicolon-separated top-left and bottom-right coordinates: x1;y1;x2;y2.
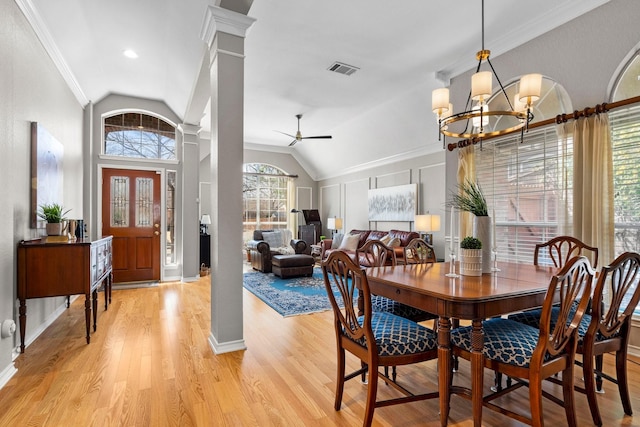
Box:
451;318;550;367
347;312;437;357
371;295;436;321
508;307;614;344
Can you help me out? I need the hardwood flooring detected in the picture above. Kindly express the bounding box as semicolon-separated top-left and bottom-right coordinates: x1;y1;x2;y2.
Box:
1;270;639;426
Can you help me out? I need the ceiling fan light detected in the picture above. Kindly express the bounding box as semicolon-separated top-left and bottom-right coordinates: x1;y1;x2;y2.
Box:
471;71;492;102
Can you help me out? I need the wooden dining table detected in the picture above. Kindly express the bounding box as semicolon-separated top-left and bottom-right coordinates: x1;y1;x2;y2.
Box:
365;261;558;427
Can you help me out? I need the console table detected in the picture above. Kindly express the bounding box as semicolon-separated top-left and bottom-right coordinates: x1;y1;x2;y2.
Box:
17;236;113;353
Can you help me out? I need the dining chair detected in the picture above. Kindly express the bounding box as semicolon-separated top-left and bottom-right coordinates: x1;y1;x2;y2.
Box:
450;256;595;427
534;235;599;269
357;240;437;381
405;238;437;264
321;250;439;427
562;251;640;426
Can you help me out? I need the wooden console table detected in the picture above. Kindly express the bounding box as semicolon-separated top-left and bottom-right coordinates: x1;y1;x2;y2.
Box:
17;236;113;353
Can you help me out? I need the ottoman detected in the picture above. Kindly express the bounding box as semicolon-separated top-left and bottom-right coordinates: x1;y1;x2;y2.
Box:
271;254;315;278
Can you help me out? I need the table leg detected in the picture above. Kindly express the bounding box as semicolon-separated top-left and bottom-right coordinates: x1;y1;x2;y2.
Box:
92;289;98;332
438;316;452;427
19;299;26;353
470;319;484;427
84;294;91;344
108;272;112;304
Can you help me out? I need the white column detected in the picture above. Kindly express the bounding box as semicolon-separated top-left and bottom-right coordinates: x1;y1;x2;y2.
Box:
179;123;201;281
201;6;255;354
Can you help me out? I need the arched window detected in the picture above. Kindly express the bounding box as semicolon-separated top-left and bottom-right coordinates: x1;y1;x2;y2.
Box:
242;163;293;235
103;112;176;160
476;77;572;263
610;49;640;255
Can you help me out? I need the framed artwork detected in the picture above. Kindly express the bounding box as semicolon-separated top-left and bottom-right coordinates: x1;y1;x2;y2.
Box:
31;122;64;228
368;183;417;221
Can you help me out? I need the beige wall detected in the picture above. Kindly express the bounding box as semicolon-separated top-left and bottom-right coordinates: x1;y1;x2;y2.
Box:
0;0;84;371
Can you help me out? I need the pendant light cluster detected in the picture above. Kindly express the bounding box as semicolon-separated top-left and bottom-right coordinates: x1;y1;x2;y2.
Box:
432;0;542;148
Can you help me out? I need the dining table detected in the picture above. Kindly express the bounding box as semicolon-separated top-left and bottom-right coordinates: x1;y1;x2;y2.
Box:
364;261;558;427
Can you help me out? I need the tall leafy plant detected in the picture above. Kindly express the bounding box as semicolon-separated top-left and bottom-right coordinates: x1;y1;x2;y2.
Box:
447;179;488;217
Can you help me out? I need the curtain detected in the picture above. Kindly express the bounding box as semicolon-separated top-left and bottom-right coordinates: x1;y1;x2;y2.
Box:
457;146;476;242
571;113;614;266
555;122;574;236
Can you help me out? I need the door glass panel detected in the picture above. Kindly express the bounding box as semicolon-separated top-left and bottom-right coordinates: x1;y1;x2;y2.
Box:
135;177;153;227
110;176;129;227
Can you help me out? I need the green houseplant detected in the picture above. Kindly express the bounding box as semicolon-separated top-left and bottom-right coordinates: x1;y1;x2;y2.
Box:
459;236;482;276
38;203;71;236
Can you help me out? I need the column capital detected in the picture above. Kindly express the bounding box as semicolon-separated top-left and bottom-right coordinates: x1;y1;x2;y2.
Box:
201;5;256;48
178;123;202;137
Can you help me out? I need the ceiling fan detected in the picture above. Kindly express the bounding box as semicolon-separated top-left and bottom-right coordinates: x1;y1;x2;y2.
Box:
276;114;332;146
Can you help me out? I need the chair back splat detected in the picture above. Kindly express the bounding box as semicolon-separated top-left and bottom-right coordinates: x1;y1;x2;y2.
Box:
534;235;598;269
405;238;437;264
321;250;438;427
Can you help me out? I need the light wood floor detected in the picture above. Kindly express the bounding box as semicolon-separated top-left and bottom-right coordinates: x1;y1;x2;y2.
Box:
1;270;640;426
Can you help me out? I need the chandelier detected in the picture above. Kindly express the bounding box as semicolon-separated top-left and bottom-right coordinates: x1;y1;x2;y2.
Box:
431;0;542;148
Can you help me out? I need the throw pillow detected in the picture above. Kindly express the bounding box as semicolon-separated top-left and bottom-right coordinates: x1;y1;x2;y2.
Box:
387;237;401;248
331;233;344;249
262;231;283;248
379;234;391;245
338;233;360;251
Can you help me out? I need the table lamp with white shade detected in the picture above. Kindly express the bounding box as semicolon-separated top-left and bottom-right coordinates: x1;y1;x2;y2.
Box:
327;217;343;237
414;214;441;245
200;214;211;235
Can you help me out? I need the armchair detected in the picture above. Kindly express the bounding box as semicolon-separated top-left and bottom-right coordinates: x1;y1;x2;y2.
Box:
246;229;308;273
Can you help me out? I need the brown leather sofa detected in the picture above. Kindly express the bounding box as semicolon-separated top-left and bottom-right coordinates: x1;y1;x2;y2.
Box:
246;229;308;273
320;229;419;265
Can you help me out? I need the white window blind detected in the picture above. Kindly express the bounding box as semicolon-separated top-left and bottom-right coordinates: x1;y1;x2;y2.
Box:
610;104;640;255
476;127;572;264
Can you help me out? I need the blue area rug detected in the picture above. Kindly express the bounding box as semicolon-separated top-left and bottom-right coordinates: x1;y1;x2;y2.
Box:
243;267;344;317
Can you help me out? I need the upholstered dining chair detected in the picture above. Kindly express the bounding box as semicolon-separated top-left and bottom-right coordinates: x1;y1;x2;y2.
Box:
321;250;439;427
404;238;437;264
450;256;595;427
561;251;640;426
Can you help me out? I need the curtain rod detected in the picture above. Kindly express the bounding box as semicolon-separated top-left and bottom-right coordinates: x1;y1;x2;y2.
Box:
446;95;640;151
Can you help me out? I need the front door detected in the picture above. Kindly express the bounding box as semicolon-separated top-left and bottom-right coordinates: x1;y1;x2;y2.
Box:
102;168;161;283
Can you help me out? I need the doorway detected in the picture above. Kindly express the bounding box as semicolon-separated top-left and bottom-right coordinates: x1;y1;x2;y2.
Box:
102;168;161;283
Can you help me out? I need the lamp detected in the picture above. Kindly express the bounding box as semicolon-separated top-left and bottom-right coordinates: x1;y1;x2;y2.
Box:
431;0;541;148
414;214;441;245
200;214;211;235
327;217;343;237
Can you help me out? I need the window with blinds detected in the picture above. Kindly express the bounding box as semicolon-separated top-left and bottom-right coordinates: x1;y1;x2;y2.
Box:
610;104;640;255
476;127;572;264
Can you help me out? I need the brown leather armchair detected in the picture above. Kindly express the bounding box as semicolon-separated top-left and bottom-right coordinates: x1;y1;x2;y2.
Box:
246;229;308;273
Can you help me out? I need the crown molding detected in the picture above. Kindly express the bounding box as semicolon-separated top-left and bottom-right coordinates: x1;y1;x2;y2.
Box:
15;0;89;106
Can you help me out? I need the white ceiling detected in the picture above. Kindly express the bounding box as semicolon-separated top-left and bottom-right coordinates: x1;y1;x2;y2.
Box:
27;0;609;179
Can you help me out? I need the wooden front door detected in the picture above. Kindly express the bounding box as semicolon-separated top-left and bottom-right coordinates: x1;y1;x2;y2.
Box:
102;168;161;283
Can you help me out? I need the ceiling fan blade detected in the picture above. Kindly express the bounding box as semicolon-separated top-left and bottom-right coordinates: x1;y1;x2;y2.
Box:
288;139;298;147
301;135;332;139
274;130;296;139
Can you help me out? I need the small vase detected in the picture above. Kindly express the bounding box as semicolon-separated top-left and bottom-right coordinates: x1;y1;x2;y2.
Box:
473;215;493;274
46;223;64;236
459;248;483;276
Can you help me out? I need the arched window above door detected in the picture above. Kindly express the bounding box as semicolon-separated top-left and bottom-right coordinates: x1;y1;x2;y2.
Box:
103;112;176;160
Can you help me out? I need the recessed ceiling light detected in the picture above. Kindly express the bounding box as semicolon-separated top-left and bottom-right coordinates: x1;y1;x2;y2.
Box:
123;49;138;59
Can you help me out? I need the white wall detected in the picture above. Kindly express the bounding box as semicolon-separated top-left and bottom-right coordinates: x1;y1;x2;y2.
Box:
0;0;84;376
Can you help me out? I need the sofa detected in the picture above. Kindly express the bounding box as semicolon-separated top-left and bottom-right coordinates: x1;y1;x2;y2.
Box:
246;229;308;273
320;229;420;265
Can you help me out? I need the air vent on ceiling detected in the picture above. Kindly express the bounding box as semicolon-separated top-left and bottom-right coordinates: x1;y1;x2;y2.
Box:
327;61;359;76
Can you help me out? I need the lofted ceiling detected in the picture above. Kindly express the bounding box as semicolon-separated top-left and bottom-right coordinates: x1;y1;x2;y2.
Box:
26;0;609;179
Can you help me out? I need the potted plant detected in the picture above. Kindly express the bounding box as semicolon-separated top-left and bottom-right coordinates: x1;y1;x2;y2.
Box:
448;179;492;273
38;203;71;236
459;236;482;276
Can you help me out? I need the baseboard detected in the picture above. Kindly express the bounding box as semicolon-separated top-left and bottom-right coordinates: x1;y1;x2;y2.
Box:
208;333;246;354
0;362;17;390
112;281;159;290
182;275;200;283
